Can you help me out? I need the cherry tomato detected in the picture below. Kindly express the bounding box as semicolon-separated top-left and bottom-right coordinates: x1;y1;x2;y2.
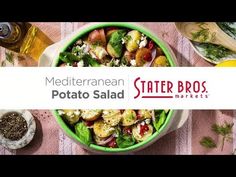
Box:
148;40;155;50
140;124;149;136
143;53;152;61
123;127;132;135
136;110;142;119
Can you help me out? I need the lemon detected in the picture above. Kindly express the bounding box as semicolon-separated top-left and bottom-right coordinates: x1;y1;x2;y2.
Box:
216;60;236;67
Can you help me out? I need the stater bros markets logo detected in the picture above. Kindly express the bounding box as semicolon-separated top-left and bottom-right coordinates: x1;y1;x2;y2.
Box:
133;77;209;99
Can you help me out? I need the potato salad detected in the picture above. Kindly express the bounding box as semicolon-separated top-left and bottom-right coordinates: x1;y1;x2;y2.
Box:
56;26;171;148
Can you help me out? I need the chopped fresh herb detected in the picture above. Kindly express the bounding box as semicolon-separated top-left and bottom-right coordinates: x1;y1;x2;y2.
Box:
200;136;217;149
59;52;80;64
212;122;233;136
123;35;132;43
191;23;215;42
71;45;84;56
212;122;233;151
5;51;14;64
217;22;236;40
198;43;234;61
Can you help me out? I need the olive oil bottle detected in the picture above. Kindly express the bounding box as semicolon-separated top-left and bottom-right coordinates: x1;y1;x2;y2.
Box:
0;22;53;61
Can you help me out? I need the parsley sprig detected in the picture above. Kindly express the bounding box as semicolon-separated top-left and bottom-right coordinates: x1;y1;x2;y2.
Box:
199;121;234;151
200;136;217;149
212;122;233;151
5;51;14;65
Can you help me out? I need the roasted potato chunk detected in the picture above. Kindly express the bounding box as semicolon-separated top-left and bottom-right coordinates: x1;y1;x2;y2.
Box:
93;119;115;138
135;48;152;66
88;29;106;46
81;110;102;121
125;30;141;52
121;110;137;126
151;56;169;67
132;124;153;142
137;110;153;120
102;110;122;126
59;109;81;125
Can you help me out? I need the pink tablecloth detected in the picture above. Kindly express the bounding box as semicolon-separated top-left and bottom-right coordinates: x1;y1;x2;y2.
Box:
0;23;235;154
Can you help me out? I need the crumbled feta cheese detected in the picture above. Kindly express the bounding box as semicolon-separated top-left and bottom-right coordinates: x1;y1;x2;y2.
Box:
145;119;151;124
103;111;108;115
139;37;147;48
140;121;146;126
58;110;65;115
74;110;80;116
137;124;141;133
77;60;84;67
121;38;126;44
114;59;119;66
98;48;108;59
66;111;73;117
114;132;119;137
108;127;115;132
81;44;87;50
130;59;136;66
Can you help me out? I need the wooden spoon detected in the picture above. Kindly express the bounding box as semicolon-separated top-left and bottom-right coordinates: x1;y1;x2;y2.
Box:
175;22;236;52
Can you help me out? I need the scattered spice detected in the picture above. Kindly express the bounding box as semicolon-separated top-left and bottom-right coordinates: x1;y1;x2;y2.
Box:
0;112;28;140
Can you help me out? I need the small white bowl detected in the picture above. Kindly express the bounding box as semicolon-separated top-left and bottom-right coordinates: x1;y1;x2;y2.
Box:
0;110;36;149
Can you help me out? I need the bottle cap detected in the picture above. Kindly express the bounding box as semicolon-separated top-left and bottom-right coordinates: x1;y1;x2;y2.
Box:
0;23;11;39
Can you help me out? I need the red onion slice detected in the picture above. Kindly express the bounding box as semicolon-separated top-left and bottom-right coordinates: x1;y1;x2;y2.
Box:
96;134;115;145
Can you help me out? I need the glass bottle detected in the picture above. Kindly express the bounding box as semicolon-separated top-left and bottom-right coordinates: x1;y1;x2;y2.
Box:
0;22;53;61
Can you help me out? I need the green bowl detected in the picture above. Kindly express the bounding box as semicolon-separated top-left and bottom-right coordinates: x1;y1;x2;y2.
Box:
52;22;177;153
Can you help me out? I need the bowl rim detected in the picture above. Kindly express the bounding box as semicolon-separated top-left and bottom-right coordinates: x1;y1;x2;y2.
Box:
52;22;177;152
